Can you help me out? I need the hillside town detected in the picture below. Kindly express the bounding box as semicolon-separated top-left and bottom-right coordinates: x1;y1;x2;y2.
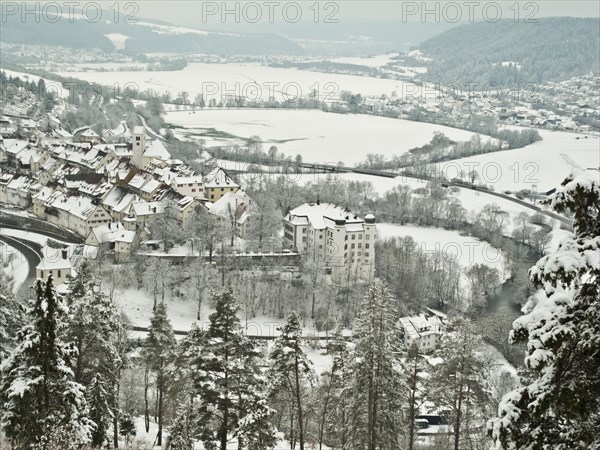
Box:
0;117;380;286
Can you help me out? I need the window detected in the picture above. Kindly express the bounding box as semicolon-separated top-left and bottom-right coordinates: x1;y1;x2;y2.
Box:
58;270;62;278
365;244;370;249
365;252;370;257
358;243;362;249
344;244;347;250
358;252;362;256
351;243;355;249
136;136;141;141
358;234;362;239
319;234;323;240
345;235;348;241
352;234;355;240
192;188;196;192
366;235;370;240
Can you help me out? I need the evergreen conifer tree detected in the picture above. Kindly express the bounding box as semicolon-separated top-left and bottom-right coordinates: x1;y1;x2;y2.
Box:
0;276;94;449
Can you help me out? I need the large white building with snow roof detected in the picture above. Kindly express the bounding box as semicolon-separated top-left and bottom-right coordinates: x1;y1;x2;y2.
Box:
284;202;376;284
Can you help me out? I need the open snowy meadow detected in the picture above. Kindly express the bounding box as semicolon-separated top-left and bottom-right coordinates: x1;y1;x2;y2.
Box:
56;61;435;102
166;108;495;165
431;129;599;193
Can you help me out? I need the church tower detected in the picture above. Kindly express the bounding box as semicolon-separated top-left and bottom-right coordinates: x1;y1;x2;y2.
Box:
132;126;146;168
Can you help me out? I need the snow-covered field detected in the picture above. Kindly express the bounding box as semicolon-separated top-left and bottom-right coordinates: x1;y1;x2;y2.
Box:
131;415;330;449
0;241;29;292
55;62;434;102
166;109;494;165
432;129;599;192
377;224;505;271
117;286;337;341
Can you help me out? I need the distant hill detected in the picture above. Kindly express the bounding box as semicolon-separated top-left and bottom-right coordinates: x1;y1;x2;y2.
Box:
418;17;600;87
0;13;303;55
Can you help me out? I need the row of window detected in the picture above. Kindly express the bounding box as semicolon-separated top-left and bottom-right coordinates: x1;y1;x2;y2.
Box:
345;243;370;250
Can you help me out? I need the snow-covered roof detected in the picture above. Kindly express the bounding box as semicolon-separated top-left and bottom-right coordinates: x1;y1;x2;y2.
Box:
287;203;364;230
131;201;164;216
89;223;137;244
209;190;251;219
399;314;446;339
204;167;238;189
140;178;161;194
143;140;171;160
37;256;72;271
2;139;29;155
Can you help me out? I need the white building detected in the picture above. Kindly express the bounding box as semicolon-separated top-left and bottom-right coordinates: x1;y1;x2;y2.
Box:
399;312;447;352
32;187;112;237
284;202;376;284
85;222;138;262
36;249;73;286
204;167;239;201
171;175;205;199
209;190;252;239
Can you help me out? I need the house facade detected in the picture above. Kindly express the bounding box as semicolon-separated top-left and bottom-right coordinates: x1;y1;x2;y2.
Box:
284;202;376;284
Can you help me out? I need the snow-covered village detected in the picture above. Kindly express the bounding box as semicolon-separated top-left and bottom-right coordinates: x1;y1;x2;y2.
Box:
0;3;599;450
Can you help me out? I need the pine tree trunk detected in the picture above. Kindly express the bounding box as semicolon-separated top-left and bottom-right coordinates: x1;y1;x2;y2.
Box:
295;352;305;450
144;365;150;433
221;336;229;450
408;357;418;450
157;361;164;446
454;375;464;450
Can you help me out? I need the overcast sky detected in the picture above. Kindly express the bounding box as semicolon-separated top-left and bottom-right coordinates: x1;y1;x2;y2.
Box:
133;1;600;29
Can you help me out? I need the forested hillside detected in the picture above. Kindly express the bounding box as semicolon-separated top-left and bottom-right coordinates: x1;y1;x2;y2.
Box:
418;17;599;87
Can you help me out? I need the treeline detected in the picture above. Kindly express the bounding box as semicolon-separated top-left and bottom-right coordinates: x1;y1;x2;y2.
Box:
357;126;540;171
0;71;56;114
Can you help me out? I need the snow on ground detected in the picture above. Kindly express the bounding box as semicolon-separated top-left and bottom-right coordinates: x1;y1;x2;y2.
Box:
376;224;505;272
104;33;130;50
432;129;599;193
166;109;495;165
131;415;329;449
116;286;335;341
56;61;436;103
0;241;29;292
328;53;399;68
0;68;70;98
0;228;77;256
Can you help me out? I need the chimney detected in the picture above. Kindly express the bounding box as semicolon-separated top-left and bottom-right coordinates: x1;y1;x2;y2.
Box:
61;248;68;260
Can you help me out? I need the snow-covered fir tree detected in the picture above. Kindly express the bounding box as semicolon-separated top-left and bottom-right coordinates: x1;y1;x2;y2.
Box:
268;312;315;450
345;282;404;450
193;287;276;450
317;327;352;449
165;400;195;450
431;317;491;450
402;342;430;450
143;300;176;447
0;272;22;361
87;373;112;448
490;171;600;449
64;260;120;384
0;276;95;449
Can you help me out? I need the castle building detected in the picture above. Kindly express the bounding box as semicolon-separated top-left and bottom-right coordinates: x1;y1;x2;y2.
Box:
284;202;376;284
